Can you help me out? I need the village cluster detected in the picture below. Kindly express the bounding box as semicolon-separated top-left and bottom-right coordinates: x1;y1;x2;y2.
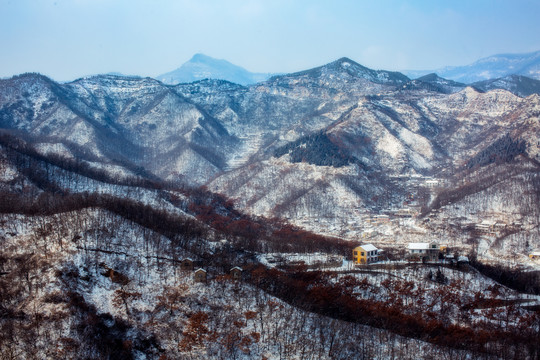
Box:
353;242;540;265
352;242;466;265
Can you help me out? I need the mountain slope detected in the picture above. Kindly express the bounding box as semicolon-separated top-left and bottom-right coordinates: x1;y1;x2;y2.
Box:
472;74;540;97
0;73;240;184
156;53;273;85
3;56;540;360
2;59;540;260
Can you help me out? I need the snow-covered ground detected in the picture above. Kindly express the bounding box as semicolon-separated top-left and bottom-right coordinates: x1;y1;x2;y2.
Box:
1;211;480;360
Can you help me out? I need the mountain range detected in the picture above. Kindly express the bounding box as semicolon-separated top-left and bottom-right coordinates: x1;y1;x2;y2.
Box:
3;49;540;360
1;55;540;261
154;51;540;97
154;50;540;88
405;50;540;83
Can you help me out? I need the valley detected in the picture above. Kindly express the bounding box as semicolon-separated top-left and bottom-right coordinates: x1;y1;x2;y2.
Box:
1;55;540;359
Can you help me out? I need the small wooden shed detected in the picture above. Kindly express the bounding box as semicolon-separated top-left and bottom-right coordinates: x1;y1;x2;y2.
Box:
194;268;207;283
181;258;194;271
230;266;243;280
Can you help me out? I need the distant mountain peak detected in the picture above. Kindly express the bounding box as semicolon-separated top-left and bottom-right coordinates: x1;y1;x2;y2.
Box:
417;73;466;87
471;74;540;97
328;57;370;72
190;53;213;61
333;57;359;66
417;73;443;82
401;73;466;94
275;57;409;86
405;50;540;83
156;54;273;86
187;53;235;68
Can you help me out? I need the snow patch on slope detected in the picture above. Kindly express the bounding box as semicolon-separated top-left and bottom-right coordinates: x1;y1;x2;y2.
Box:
399;127;434;160
377;132;403;159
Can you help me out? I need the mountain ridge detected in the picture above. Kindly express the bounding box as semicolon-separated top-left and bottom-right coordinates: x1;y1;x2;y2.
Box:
1;57;540;261
270;57;410;86
472;74;540;97
405;50;540;83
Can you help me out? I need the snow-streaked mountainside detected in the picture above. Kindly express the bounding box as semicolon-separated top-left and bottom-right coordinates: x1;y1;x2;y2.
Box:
156;53;273;85
3;56;540;359
2;57;540;261
406;50;540;83
472;74;540;97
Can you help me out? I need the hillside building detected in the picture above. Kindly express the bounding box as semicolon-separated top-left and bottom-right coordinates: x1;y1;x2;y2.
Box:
425;179;440;189
475;220;497;235
407;242;440;262
353;244;379;264
180;258;194;271
194;268;207;283
230;267;243;280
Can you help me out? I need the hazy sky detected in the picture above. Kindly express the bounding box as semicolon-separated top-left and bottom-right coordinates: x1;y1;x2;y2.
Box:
1;0;540;81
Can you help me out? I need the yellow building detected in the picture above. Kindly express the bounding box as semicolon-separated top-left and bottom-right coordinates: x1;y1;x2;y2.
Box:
353;244;379;264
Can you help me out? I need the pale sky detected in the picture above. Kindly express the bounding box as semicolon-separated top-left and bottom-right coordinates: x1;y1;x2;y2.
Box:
1;0;540;81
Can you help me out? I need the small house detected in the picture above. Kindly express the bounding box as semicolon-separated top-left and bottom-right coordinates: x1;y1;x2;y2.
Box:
425;179;440;189
529;252;540;260
407;242;439;262
181;258;194;271
475;220;496;235
494;221;507;231
194;268;207;283
353;244;379;265
230;267;243;280
395;208;415;218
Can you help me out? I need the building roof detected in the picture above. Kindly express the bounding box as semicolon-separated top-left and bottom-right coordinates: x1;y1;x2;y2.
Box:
530;251;540;256
480;220;496;226
194;268;206;273
358;244;378;252
408;243;432;250
231;266;243;272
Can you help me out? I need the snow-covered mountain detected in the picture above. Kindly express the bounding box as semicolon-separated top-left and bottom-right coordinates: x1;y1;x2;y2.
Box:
472;74;540;97
4;56;540;360
401;72;540;97
2;58;540;260
405;50;540;83
156;53;273;85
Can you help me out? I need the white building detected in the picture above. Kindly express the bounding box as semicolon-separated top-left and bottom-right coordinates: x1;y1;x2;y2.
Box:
407;242;439;262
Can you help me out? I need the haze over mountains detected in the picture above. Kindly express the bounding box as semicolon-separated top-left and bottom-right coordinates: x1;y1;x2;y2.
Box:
154;51;540;97
405;50;540;83
156;53;274;85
